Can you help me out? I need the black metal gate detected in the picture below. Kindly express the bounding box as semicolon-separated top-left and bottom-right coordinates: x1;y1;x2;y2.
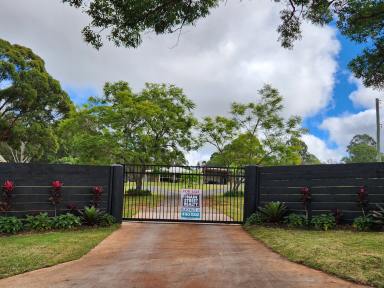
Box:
123;165;245;223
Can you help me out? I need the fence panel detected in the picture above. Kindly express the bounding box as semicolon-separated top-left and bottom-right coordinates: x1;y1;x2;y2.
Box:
0;163;122;219
259;163;384;222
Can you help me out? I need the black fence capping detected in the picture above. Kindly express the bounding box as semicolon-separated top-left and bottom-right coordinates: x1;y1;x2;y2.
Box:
109;164;124;223
244;165;260;222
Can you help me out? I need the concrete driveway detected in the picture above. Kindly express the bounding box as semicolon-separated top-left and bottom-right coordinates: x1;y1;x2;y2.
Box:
0;223;366;288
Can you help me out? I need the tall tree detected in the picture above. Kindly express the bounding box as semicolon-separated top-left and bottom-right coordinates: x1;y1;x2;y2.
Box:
59;82;198;189
0;38;73;161
200;84;307;167
63;0;384;88
57;108;118;165
342;134;380;163
298;140;321;165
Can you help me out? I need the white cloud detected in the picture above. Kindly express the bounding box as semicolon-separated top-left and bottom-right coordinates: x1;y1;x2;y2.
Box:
302;134;343;162
349;76;382;109
316;76;382;159
320;109;377;149
0;0;340;118
185;150;212;166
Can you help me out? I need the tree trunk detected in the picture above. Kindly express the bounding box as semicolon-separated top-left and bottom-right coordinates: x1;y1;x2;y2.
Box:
134;166;146;192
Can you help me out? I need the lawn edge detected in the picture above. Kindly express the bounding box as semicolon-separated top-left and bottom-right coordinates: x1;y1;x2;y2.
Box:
243;225;374;288
0;224;120;280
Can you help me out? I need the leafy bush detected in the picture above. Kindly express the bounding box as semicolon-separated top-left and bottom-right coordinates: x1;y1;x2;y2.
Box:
258;201;287;223
245;212;265;226
25;213;52;231
80;206;116;227
98;213;116;227
0;216;23;234
223;190;244;197
285;213;307;228
311;213;336;231
67;203;81;216
353;215;374;231
126;189;151;196
370;204;384;227
52;213;81;229
80;206;103;226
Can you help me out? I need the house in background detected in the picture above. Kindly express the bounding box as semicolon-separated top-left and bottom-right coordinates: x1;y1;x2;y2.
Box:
159;167;192;183
202;167;229;185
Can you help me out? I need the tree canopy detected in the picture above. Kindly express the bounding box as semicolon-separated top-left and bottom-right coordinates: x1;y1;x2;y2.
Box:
200;84;310;167
342;134;380;163
0;38;73;161
62;0;384;89
58;82;198;165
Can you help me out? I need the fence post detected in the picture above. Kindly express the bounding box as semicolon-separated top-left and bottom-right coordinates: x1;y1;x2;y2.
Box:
244;165;260;222
109;164;124;223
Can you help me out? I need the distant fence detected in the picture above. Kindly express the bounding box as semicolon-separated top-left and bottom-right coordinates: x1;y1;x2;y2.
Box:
245;163;384;222
0;163;124;222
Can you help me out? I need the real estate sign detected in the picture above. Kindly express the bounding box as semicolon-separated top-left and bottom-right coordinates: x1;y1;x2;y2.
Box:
180;189;202;220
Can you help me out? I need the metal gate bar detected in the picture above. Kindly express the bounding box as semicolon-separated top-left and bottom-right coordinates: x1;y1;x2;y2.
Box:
123;165;244;223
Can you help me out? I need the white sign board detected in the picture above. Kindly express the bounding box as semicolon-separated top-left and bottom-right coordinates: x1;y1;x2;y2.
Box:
180;189;202;220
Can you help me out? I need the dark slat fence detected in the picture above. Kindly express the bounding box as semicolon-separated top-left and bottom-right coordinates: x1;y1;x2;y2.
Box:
3;162;384;224
0;163;124;221
248;163;384;222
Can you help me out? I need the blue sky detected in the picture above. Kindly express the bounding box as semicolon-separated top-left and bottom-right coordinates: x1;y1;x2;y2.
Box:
303;31;372;151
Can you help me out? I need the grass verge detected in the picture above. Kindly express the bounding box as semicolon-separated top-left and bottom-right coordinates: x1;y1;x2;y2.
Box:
0;225;119;279
123;194;163;218
207;195;244;222
246;226;384;287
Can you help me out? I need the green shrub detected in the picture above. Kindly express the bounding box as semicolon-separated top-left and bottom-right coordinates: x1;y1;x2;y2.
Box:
0;216;23;234
370;204;384;227
285;213;307;228
223;190;244;197
126;189;151;196
245;212;265;226
24;213;52;231
258;201;287;223
52;213;81;229
80;206;103;226
311;213;336;231
353;215;374;231
98;213;116;227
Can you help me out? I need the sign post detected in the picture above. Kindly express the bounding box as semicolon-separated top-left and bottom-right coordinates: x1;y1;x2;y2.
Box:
180;189;202;220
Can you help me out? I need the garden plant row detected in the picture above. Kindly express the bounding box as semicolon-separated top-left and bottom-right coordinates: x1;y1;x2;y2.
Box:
0;206;116;234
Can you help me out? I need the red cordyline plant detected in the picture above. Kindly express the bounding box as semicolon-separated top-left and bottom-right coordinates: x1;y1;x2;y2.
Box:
49;180;63;216
67;203;79;215
300;186;311;220
91;186;103;208
1;180;15;214
332;208;343;225
357;186;368;216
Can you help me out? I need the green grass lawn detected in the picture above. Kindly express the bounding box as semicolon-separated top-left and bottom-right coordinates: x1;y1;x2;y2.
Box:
123;194;163;218
207;195;244;222
247;226;384;287
0;225;118;279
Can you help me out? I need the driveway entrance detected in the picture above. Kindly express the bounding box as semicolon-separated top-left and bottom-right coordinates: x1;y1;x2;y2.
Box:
0;223;366;288
123;165;245;223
